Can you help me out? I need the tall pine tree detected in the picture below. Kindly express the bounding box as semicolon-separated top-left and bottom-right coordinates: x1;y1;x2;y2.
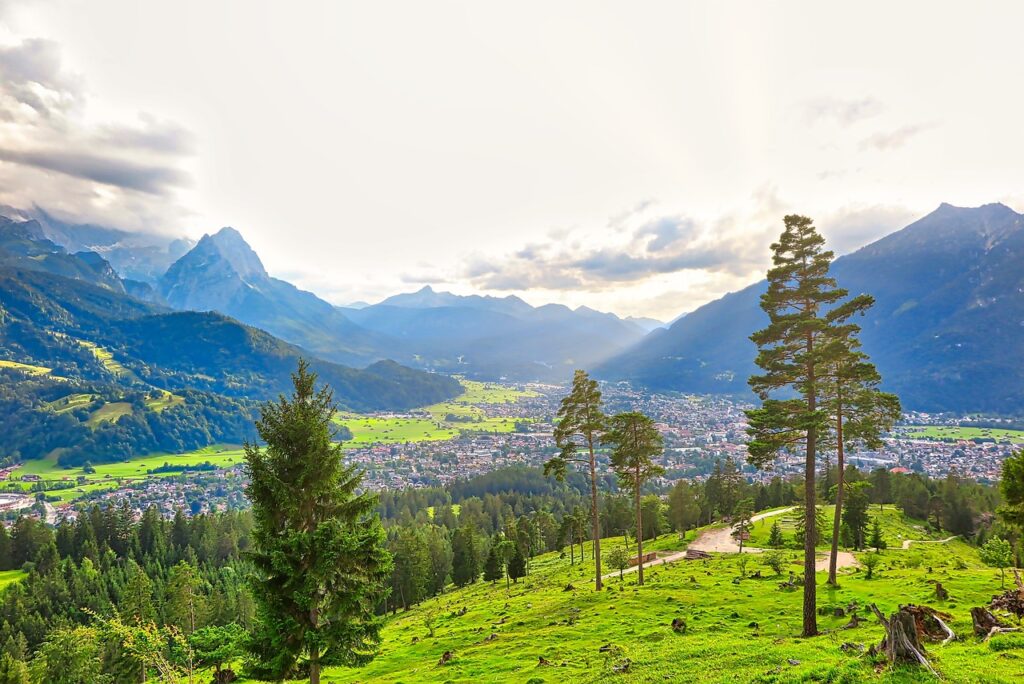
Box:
746;214;844;637
545;370;608;590
604;411;664;586
819;298;900;584
245;361;392;683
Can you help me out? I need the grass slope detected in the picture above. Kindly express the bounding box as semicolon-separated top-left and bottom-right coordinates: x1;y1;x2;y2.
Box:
311;521;1022;683
0;570;27;593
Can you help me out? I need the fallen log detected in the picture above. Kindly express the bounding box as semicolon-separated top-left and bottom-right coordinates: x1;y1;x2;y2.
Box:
684;549;711;560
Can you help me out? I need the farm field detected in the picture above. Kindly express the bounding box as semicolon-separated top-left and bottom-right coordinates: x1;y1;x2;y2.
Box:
6;446;246;502
904;425;1024;444
335;379;537;447
305;519;1023;684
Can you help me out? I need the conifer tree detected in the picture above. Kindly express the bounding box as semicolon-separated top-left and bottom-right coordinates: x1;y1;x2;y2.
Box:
768;520;785;549
746;214;846;637
450;525;480;587
507;543;527;584
604;411;664;586
545;370;608;590
819;292;900;584
483;542;503;583
245;360;392;684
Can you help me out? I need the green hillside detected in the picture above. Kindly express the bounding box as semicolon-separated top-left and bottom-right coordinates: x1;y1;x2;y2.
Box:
313;517;1022;683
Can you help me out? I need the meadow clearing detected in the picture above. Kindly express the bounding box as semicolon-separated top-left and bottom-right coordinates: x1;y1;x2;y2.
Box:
311;516;1023;684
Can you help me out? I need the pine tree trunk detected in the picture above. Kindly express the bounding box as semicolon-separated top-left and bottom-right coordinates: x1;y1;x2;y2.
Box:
588;438;603;590
635;464;644;586
803;332;819;637
828;403;844;585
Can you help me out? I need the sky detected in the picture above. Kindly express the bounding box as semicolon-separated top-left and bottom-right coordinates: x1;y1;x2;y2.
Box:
1;1;1023;319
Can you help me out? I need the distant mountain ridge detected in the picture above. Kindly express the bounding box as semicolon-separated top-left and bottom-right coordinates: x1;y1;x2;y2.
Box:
340;285;650;381
598;203;1024;413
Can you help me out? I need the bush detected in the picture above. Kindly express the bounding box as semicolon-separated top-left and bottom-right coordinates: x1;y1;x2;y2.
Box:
988;632;1024;652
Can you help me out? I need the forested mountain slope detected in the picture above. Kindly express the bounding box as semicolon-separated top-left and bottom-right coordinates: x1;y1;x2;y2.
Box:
599;203;1024;412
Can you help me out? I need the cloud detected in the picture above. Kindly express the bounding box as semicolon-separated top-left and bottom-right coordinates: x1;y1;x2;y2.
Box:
0;35;194;230
859;123;933;151
802;96;884;127
0;146;188;194
463;197;781;292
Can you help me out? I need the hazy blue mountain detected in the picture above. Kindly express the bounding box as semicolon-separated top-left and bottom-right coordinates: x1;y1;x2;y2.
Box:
0;215;126;293
159;227;395;366
0;266;461;410
598;203;1024;413
0;205;193;283
342;286;648;381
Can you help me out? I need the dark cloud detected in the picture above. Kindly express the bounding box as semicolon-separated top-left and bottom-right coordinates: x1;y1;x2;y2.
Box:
0;146;188;194
0;35;194;228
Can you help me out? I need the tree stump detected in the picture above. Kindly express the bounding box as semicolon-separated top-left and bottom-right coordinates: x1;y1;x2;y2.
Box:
934;582;948;600
971;606;1020;640
869;604;938;675
437;651;454;666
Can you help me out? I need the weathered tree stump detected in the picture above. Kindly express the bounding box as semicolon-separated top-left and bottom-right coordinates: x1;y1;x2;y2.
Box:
934;582;949;600
671;617;687;633
869;604;940;675
989;569;1024;621
971;606;1020;641
437;651;454;666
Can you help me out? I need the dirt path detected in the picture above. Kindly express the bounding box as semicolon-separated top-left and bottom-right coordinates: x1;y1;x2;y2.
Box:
688;505;860;571
901;535;957;550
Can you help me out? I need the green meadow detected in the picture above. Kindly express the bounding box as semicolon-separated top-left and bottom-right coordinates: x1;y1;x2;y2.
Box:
310;520;1023;684
746;505;943;550
904;425;1024;444
6;446;246;502
334;379;538;447
0;570;27;592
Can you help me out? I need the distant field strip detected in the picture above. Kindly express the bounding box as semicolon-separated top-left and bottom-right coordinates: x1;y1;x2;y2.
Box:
335;380;537;447
0;359;52;375
904;425;1024;443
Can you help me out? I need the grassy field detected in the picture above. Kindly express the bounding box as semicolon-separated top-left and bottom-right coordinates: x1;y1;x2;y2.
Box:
305;521;1022;683
0;359;52;376
746;505;942;550
334;380;537;447
904;425;1024;444
48;393;96;414
86;401;134;426
6;446;246;502
0;570;27;593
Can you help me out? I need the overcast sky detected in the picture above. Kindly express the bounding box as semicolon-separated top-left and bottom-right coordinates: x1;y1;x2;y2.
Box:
2;1;1023;319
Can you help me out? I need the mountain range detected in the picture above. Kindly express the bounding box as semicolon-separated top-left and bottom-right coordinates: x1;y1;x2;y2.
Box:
5;201;1024;414
154;227;653;380
598;202;1024;413
0;215;462;412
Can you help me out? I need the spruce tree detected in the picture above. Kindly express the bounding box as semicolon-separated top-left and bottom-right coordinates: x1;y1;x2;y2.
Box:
507;544;527;584
450;525;480;587
545;370;608;590
768;520;785;549
245;361;392;684
483;542;503;583
746;214;846;637
604;411;664;586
